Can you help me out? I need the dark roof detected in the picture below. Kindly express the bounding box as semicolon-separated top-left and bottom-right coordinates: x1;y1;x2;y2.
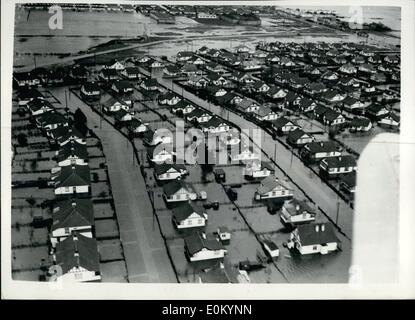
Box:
101;68;118;77
57;140;88;162
18;88;43;100
184;232;224;255
142;78;158;87
154;163;186;176
52;198;94;231
296;223;338;246
55;233;100;274
124;67;141;74
340;171;356;188
314;104;329;116
163;179;190;197
52;126;85;144
172;202;205;223
271;117;293;128
55;165;91;188
287;128;309;142
323;109;343;122
304;141;339;154
350;117;371;127
322;155;357;169
37;111;68;126
27;98;54;112
82;82;100;93
112;80;133;90
257;176;292;194
262;239;278;251
283;198;315;216
13;72;39;81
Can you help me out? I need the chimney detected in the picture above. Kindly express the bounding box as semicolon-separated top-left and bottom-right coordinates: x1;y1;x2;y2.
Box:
321;224;325;232
71;200;76;208
201;233;207;239
295;204;300;211
315;224;320;232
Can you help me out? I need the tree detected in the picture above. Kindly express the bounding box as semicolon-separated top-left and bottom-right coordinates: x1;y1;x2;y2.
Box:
73;108;88;136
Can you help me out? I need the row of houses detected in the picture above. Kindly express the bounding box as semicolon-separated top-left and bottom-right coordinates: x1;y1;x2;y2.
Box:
17;87;101;283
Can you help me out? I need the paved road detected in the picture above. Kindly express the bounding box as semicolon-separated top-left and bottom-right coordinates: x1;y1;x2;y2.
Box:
51;87;178;283
138;68;354;238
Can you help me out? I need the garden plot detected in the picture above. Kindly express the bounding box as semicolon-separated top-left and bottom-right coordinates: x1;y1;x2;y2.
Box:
155;209;177;240
95;219;119;239
87;146;104;157
89;157;106;169
224;230;263;265
90;168;108;182
216;164;248;185
204;204;248;234
91;181;111;198
192;181;231;204
152;188;168;211
86;137;100;147
337;126;386;155
240;206;285;234
185;164;215;184
97;239;124;261
12;206;48;226
27;136;49;145
100;261;128;283
93;202;114;219
12;246;50;273
232;184;261;208
12;187;54;200
12;269;45;282
12;225;49;247
12;171;51;181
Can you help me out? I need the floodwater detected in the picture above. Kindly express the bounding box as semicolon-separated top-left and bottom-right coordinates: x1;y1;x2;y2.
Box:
13;6;400;69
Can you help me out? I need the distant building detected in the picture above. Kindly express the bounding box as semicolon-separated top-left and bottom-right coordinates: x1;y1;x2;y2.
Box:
184;232;227;262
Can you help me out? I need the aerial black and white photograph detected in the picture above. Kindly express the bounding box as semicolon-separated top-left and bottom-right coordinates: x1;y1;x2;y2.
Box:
1;0;414;299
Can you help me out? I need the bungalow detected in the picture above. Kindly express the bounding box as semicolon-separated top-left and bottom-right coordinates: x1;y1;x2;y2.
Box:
231;147;260;162
266;54;280;63
134;55;151;64
50;198;94;247
322;70;339;81
333;55;348;64
300;141;342;163
352;55;365;64
106;60;125;70
279;57;295;67
147;144;175;164
113;109;133;122
234;44;250;53
366;104;389;118
56;140;88;167
140;78;159;91
378;113;400;129
287;223;339;255
289;77;310;90
26;98;54;116
340;171;357;194
53;165;91;196
299;98;317;113
18;88;44;106
384;55;399;64
53;233;100;282
303;65;322;77
231;71;257;84
280;198;316;226
338;77;360;88
204;72;228;86
121;67;143;80
186;108;212;123
358;63;377;74
102;97;129;113
359;49;375;57
254;106;278;121
148;59;164;69
319;155;357;179
206;85;227;97
172;202;208;229
80;82;100;100
368;55;383;64
154;163;187;181
342;96;365;111
126;118;148;134
304;82;327;96
349;117;372;133
111;80;133;94
36;111;68;131
243;160;274;178
197;45;210;55
267;86;288;100
252;81;270;93
142;129;173;146
255;176;294;201
241;60;262;71
13;72;41;87
100;68;119;81
49;126;86;147
163;179;198;202
237;98;260;113
163;65;181;78
313;104;330;120
172;100;196;115
322;90;346;104
184;232;227;262
261;239;279;259
47;68;66;85
323;110;346;126
338;63;357;74
205;62;226;74
199;117;230;134
271;117;299;134
370;72;387;83
188;56;205;66
158;92;181;106
287;129;315;147
176;51;194;62
187;75;208;88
